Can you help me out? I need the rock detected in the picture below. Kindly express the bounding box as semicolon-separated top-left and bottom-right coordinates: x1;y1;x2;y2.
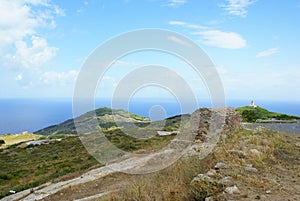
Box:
204;197;211;201
214;162;227;170
261;139;269;146
245;166;258;173
218;176;234;186
9;190;16;194
250;149;262;156
228;149;246;158
225;185;240;194
206;169;218;177
192;174;212;183
245;164;258;172
191;107;242;143
266;190;272;194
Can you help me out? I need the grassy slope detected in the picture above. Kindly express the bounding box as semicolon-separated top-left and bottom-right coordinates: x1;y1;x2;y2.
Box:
0;133;41;149
236;106;300;122
35;107;150;135
0;127;180;198
0;136;99;199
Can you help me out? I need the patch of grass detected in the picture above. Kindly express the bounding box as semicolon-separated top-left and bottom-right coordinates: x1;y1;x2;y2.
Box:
0;136;99;199
0;133;42;148
236;106;300;122
103;127;176;152
104;156;214;201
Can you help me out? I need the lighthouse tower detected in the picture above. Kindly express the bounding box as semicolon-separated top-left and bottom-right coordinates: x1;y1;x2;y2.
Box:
250;100;257;108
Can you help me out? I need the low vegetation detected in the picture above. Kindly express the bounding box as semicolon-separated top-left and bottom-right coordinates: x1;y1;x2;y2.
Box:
236;106;300;122
0;135;99;199
35;107;151;135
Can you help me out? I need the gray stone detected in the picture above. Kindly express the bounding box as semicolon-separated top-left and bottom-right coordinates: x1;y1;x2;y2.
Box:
228;149;246;158
249;149;262;156
266;190;272;194
206;169;218;177
191;107;242;143
214;162;227;170
204;197;211;201
245;164;258;172
225;185;240;194
218;176;234;186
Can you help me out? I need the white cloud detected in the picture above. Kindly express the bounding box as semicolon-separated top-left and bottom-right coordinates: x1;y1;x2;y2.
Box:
256;48;279;58
167;36;192;47
165;0;187;7
169;21;207;29
169;20;247;49
195;30;247;49
40;70;78;85
220;0;256;17
5;36;58;69
217;66;300;100
0;0;64;49
15;74;23;81
0;0;64;71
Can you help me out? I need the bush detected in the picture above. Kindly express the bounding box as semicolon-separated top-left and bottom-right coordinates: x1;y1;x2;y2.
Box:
0;140;5;146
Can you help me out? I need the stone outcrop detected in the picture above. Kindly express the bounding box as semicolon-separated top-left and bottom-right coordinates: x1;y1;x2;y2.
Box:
186;107;242;158
190;107;242;143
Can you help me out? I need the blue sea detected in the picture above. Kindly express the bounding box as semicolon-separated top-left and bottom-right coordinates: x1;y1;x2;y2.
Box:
1;98;300;134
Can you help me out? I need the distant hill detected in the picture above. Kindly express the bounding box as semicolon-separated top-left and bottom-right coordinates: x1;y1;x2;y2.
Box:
34;107;189;135
236;106;300;123
35;107;150;135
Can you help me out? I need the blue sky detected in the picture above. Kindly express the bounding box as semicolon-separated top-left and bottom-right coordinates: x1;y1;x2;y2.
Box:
1;0;300;101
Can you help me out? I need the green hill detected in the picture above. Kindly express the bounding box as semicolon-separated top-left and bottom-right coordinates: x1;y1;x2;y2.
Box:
35;107;150;135
236;106;300;123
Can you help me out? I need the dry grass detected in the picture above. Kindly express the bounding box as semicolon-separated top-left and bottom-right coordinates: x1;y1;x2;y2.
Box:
9;128;300;201
97;128;300;201
102;156;214;201
0;132;41;148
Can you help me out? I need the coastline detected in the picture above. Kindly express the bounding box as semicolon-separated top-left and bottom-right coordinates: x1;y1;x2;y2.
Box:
1;99;300;134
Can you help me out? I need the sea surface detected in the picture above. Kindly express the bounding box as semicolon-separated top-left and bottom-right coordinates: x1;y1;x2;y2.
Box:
1;98;300;134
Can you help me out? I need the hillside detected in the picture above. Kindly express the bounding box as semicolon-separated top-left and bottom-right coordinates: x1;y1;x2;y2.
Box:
1;107;299;201
236;106;300;123
0;109;187;199
35;107;191;136
35;107;150;135
1;107;300;200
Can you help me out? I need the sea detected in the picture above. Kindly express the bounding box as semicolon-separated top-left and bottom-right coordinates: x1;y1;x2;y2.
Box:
1;98;300;135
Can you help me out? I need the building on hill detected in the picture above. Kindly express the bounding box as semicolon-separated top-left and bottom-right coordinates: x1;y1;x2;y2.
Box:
249;100;257;108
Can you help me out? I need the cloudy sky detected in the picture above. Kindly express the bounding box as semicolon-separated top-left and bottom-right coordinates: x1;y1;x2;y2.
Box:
0;0;300;101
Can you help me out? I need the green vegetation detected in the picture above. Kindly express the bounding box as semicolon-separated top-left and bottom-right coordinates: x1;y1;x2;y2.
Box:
236;106;300;122
0;136;99;198
94;107;148;121
35;107;150;135
103;128;176;152
0;117;182;198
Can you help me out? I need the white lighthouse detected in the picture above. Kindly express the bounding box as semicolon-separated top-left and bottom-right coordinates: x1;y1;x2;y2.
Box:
249;100;257;108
